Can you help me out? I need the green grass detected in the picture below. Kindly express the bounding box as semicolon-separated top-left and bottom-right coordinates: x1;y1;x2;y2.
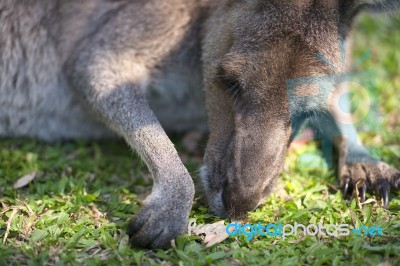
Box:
1;14;400;266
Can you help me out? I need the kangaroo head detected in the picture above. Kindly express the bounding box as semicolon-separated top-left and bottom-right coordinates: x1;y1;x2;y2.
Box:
200;0;399;218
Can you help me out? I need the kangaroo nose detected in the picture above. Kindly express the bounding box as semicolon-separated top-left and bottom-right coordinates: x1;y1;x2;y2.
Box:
222;185;260;218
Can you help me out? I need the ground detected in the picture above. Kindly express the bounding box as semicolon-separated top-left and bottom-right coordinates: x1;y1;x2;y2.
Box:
1;13;399;266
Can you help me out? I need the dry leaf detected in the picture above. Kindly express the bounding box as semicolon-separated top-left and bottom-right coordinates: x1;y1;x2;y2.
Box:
378;262;392;266
196;220;225;234
360;198;377;206
203;221;230;248
13;172;36;189
205;232;230;248
189;220;244;247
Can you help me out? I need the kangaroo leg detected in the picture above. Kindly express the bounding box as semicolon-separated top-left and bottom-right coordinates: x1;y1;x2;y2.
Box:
67;55;194;248
310;86;400;207
65;10;195;249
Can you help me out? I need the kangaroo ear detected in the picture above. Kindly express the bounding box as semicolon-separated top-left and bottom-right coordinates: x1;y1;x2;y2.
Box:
358;0;400;13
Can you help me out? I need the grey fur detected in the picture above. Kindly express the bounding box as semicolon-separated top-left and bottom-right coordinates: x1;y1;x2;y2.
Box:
1;0;399;248
200;0;400;219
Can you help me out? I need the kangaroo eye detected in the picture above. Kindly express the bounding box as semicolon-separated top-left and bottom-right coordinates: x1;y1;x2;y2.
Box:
216;66;241;96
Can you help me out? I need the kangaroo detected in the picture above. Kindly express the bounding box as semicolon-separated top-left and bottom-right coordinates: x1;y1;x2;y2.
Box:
1;0;399;249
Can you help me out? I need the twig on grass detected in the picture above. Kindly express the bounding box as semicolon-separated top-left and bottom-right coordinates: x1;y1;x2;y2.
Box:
3;208;18;244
